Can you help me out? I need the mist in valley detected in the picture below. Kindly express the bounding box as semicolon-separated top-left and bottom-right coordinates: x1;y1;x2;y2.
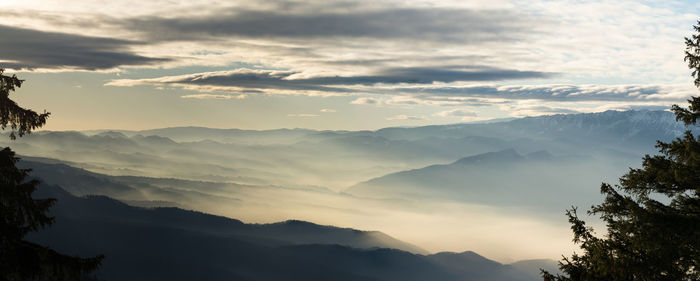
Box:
5;109;687;262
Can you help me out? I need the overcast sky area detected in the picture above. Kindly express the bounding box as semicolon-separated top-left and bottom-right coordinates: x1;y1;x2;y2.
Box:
3;0;700;130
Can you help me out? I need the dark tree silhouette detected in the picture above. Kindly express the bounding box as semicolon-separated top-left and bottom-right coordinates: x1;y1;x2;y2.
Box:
0;68;103;281
0;69;50;140
543;22;700;281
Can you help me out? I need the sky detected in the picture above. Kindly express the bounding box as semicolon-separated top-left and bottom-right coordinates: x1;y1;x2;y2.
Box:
3;0;700;131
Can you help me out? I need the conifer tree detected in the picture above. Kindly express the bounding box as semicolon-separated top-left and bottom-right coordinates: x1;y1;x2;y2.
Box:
543;21;700;281
0;69;50;140
0;68;103;281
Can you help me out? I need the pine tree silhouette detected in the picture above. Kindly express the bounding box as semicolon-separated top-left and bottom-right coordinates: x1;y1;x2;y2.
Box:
0;68;103;281
544;21;700;281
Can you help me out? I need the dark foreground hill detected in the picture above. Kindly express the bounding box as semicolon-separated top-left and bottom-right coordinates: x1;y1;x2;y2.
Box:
20;167;425;254
27;184;552;281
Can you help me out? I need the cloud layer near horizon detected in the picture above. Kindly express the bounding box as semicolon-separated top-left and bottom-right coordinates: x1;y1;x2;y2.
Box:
107;68;695;105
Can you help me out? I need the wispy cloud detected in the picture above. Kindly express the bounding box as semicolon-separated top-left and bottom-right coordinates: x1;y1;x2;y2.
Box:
386;114;426;121
181;94;246;100
350;97;381;105
320;108;336;113
287;113;320;117
433;109;478;118
397;84;696;103
506;105;581;117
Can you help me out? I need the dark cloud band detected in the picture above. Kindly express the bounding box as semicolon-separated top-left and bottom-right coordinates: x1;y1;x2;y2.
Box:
124;8;541;43
0;25;168;70
106;67;551;91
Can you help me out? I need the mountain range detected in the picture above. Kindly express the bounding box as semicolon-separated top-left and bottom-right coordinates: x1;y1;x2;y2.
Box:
3;110;689;190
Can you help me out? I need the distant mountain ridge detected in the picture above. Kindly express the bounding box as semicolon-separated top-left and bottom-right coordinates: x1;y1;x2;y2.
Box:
85;126;316;143
452;148;524;165
347;148;629;214
502;110;684;142
65;110;693;163
75;110;685;144
369;110;687;152
6;110;688;185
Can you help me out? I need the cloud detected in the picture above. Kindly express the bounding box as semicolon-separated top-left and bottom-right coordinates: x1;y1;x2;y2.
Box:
397;84;696;102
386;114;426;121
180;94;246;100
433;109;478;118
350;97;381;105
106;67;551;94
507;105;581;117
0;25;167;71
361;66;551;84
320;109;336;113
600;104;672;112
106;69;346;93
123;7;541;43
287;113;319;117
384;96;420;105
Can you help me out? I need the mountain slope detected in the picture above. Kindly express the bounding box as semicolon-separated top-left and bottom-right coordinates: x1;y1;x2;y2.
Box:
346;149;629;214
27;184;541;281
428;251;526;281
509;259;560;280
22;168;426;254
